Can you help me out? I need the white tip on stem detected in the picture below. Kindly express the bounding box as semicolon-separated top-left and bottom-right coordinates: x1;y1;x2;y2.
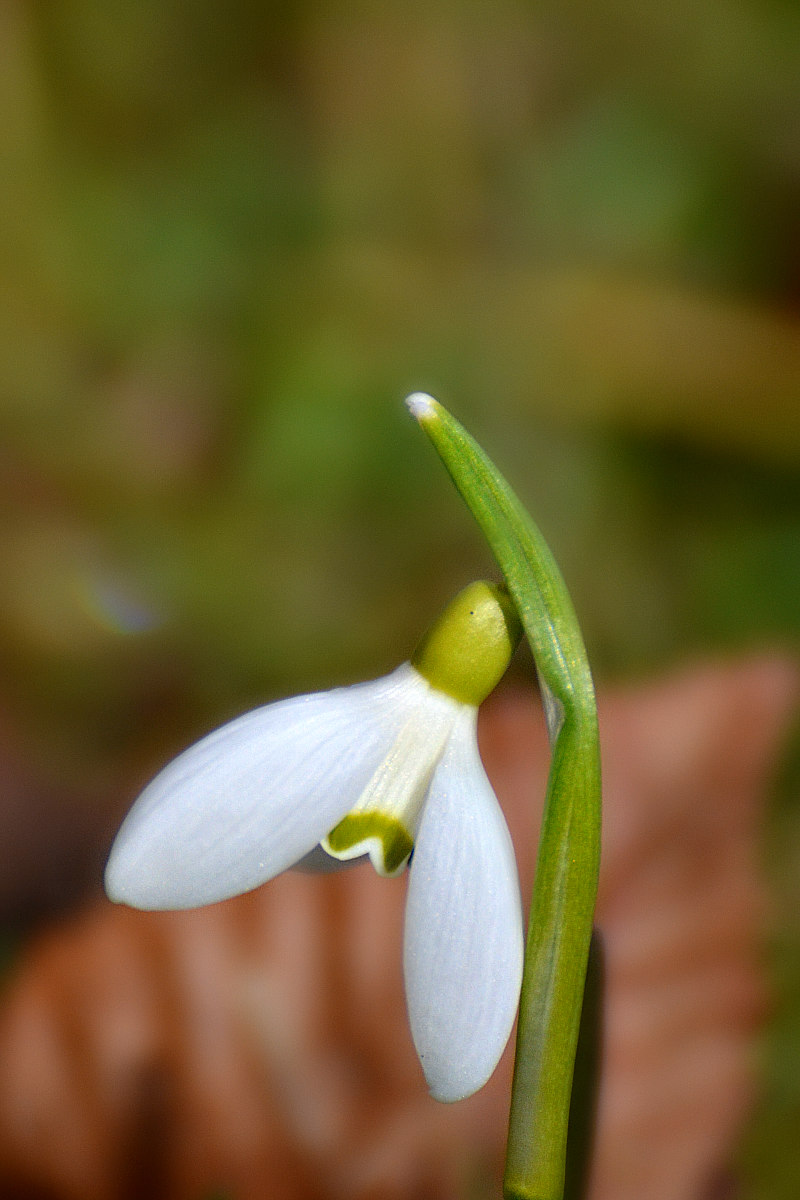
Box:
405;392;438;420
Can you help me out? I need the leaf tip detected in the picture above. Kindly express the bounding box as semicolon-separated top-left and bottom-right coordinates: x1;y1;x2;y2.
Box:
405;392;439;423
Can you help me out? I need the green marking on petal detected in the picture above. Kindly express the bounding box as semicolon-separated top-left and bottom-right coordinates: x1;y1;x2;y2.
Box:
324;812;414;877
411;580;522;707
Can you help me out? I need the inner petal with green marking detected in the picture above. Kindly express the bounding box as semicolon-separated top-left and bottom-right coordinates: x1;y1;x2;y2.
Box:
326;812;415;876
322;676;459;876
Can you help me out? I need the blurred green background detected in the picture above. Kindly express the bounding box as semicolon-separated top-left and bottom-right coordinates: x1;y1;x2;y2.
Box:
0;0;798;1193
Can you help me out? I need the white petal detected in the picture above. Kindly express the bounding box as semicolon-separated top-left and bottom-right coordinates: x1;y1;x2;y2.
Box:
322;679;460;877
105;666;424;909
403;708;524;1101
292;845;368;872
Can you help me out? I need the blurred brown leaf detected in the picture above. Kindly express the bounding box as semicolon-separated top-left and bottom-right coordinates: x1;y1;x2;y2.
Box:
0;655;795;1200
0;703;110;926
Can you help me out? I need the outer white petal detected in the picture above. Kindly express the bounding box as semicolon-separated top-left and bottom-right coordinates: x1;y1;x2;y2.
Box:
106;665;424;910
403;708;524;1102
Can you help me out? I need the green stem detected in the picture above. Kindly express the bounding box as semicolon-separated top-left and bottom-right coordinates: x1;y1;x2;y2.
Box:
407;395;602;1200
564;930;604;1200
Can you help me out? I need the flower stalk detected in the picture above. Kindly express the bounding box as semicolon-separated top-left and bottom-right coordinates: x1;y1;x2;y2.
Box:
406;394;602;1200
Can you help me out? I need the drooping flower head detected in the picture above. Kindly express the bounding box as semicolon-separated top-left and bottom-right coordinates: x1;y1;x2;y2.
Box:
106;581;524;1102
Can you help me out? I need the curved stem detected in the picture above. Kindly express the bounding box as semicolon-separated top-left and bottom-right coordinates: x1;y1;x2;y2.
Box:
407;395;602;1200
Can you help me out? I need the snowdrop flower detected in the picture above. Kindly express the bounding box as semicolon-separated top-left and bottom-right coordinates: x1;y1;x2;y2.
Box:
105;581;524;1102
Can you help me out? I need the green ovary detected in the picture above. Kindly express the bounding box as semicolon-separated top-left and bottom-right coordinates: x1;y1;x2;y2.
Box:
325;812;414;876
411;580;522;706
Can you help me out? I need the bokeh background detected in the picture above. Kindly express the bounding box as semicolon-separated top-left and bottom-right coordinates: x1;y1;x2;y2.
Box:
0;0;798;1197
